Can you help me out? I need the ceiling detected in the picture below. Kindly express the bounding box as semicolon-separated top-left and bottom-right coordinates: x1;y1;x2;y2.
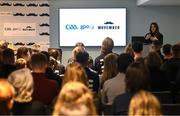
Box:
137;0;180;6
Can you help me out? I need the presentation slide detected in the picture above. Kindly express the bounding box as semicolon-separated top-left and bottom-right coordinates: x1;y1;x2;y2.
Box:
59;8;126;46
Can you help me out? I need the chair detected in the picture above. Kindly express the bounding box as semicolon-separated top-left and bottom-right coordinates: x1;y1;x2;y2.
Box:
162;104;180;115
152;91;173;104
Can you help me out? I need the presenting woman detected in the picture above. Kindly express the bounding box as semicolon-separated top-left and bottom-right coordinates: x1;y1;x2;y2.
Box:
145;22;163;45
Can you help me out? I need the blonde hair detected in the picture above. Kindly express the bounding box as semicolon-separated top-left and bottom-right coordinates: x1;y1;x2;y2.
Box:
8;68;33;103
0;79;15;115
53;82;97;115
63;62;88;86
15;58;27;69
101;53;118;85
128;90;162;116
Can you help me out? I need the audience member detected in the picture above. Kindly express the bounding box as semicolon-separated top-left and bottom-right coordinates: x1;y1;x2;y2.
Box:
101;53;133;105
113;62;150;115
53;82;97;115
144;52;170;91
162;44;172;62
15;58;27;69
30;53;59;105
76;51;100;93
95;37;114;74
41;51;62;87
101;53;118;87
128;90;162;116
62;62;88;86
124;43;135;58
151;40;164;60
8;68;45;115
16;47;30;62
161;44;180;83
0;48;17;78
0;79;14;115
132;41;144;62
68;46;85;64
48;49;65;75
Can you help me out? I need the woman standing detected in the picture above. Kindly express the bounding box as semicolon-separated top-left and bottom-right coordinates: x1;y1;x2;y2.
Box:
145;22;163;45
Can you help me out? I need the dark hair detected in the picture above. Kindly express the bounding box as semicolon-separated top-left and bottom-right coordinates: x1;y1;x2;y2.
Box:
144;52;162;69
76;51;89;65
49;49;59;60
75;42;85;47
172;44;180;58
2;48;15;64
132;42;143;53
30;53;48;68
41;51;50;62
149;22;159;34
16;47;29;59
163;44;172;55
117;53;134;73
125;62;150;92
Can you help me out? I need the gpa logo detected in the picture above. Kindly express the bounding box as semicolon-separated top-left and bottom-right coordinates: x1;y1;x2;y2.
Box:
65;24;94;30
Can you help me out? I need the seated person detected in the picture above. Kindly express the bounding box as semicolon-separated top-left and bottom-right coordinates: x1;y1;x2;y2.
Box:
128;90;162;115
0;79;14;115
95;37;114;74
113;62;150;115
30;53;59;105
162;44;172;62
132;41;144;62
0;48;17;78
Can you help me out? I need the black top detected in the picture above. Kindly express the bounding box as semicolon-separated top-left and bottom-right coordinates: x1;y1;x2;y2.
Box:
112;92;134;115
144;32;163;45
0;64;17;78
12;101;46;115
84;67;100;93
161;58;180;82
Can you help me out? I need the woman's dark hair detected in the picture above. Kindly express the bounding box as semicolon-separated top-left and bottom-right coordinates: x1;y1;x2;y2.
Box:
125;62;150;92
16;47;29;59
149;22;159;34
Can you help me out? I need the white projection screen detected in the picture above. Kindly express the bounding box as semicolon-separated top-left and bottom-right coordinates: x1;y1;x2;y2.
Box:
59;8;126;46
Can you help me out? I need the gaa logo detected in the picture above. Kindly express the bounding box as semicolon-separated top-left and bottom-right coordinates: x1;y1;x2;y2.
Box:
65;24;78;30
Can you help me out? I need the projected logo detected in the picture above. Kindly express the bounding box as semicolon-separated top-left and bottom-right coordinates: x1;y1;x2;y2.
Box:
97;21;120;30
65;24;94;30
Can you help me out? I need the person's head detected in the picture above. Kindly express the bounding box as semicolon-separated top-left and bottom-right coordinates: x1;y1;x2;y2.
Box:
150;22;159;34
63;62;88;86
118;53;134;73
88;56;94;69
128;90;162;116
172;44;180;58
8;68;33;103
76;51;89;66
151;40;162;52
124;43;134;58
71;46;85;62
101;37;114;55
53;82;96;115
2;48;15;65
30;53;48;73
163;44;172;56
132;41;143;53
101;53;118;84
0;79;14;115
49;49;59;60
125;62;150;92
15;58;27;69
75;42;85;48
16;47;30;61
144;51;162;69
58;103;90;116
41;51;50;62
